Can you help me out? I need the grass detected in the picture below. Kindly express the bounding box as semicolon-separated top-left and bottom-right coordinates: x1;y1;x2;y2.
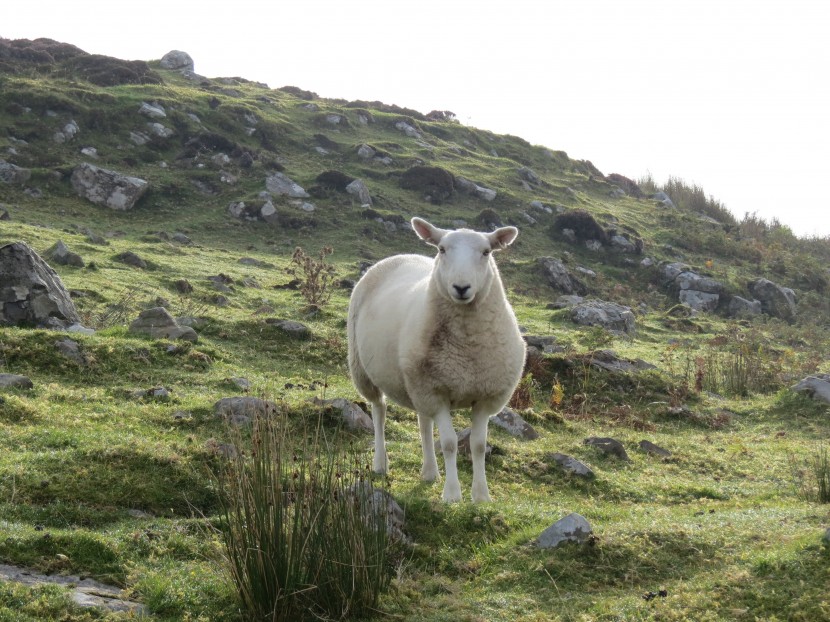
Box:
1;48;830;621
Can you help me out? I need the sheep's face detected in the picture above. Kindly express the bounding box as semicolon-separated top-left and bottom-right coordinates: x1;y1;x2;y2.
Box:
411;217;518;305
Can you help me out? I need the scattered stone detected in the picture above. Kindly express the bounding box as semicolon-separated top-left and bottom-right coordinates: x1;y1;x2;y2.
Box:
266;318;311;339
132;386;170;399
748;278;797;322
489;407;539;440
0;206;9;220
160;50;195;72
549;453;595;478
455;176;497;201
214;396;279;425
0;242;82;329
128;307;198;342
587;350;656;373
728;295;763;318
0;159;32;185
346;179;372;205
571;300;636;334
114;251;147;269
173;279;193;294
45;240;84;267
536;513;593;549
70;163;149;211
584;437;630;461
357;144;376;159
639;440;672;457
147;122;174;138
138;102;166;118
0;374;33;390
791;374;830;404
312;397;373;432
652;191;676;208
229;377;251;391
394;120;421;138
537;257;588;295
349;482;408;542
523;334;561;353
265;172;309;198
171;232;191;245
548;295;584;309
54;338;86;366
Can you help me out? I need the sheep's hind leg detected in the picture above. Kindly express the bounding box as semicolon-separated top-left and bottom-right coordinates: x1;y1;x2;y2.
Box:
435;410;462;502
469;407;492;502
418;413;439;482
371;397;388;473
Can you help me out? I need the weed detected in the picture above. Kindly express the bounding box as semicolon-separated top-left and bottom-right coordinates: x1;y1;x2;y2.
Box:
509;373;536;410
287;246;337;309
791;443;830;503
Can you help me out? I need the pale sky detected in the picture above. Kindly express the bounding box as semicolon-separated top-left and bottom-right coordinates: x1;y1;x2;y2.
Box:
4;0;829;237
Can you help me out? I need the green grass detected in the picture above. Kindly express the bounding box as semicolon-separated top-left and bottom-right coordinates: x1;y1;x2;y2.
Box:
1;49;830;620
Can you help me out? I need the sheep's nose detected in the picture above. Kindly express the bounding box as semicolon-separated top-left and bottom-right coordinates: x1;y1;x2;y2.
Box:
453;284;471;298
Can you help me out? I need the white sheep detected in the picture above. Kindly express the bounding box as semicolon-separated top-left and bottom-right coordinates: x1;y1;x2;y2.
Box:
347;217;526;502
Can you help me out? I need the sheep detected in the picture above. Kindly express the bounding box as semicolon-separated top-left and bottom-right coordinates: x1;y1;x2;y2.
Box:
347;217;526;502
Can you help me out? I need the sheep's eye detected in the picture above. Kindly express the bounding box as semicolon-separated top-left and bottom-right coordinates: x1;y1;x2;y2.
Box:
438;246;446;254
483;249;491;256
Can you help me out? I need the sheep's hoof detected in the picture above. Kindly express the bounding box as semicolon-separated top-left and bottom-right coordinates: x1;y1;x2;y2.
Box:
420;465;439;482
471;491;492;503
372;456;388;474
442;485;462;503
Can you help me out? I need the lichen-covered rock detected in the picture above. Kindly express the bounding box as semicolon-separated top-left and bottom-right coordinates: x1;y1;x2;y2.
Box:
0;242;82;328
265;172;309;198
791;374;830;404
537;257;588;295
571;300;636;334
159;50;194;72
748;278;797;322
345;179;372;205
70;163;149;210
0;160;31;185
213;396;279;425
128;307;198;342
537;513;593;548
45;241;84;267
0;374;34;390
489;408;539;440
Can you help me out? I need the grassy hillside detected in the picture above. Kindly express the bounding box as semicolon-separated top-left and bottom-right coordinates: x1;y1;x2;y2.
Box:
1;38;829;621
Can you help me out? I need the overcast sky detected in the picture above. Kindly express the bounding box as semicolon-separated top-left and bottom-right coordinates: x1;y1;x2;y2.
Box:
4;0;829;237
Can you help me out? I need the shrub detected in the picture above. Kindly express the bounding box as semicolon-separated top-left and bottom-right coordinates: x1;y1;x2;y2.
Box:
792;443;830;504
287;246;337;309
215;414;392;620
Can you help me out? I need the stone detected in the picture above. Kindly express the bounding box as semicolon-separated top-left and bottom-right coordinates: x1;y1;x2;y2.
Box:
549;453;595;478
45;241;84;267
357;144;376;159
265;172;309;198
147;122;174;138
518;166;542;185
610;234;636;253
728;295;762;318
0;159;31;185
70;163;149;211
571;300;636;334
346;179;372;205
160;50;194;72
312;397;373;432
678;290;720;312
652;191;676;208
214;396;279;425
0;206;9;220
0;374;33;390
537;257;587;295
587;350;656;373
489;408;539;440
395;120;421;138
266;318;311;339
791;374;830;404
0;242;82;328
748;278;797;322
537;513;593;549
114;251;147;269
138;102;166;118
584;437;630;461
128;307;198;342
349;482;408;542
171;232;191;245
639;440;672;457
455;176;497;201
548;295;584;309
54;338;86;366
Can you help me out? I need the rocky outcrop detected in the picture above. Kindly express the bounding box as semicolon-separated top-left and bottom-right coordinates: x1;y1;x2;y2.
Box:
128;307;198;342
791;374;830;404
571;300;636;334
70;163;149;210
159;50;194;72
45;241;84;267
0;242;82;329
0;160;31;185
265;172;309;198
537;257;588;295
661;262;725;312
748;278;797;322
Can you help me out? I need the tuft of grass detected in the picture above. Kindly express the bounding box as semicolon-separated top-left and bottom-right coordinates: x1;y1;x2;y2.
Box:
792;443;830;503
214;413;392;620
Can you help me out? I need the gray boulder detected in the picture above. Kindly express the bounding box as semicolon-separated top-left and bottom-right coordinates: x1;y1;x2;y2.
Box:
214;396;279;426
791;374;830;404
571;300;636;334
45;241;84;268
0;374;33;390
0;242;82;328
54;338;87;366
537;257;587;295
345;179;372;205
128;307;198;342
0;160;31;185
652;191;676;208
748;278;797;322
537;513;593;549
312;397;373;432
728;295;762;318
455;176;497;201
266;318;311;339
159;50;194;72
265;172;309;198
587;350;656;373
549;453;595;478
639;440;672;457
489;407;539;440
349;483;407;543
584;437;630;461
70;163;149;210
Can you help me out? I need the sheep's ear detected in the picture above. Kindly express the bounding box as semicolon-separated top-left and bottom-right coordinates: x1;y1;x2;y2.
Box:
411;217;446;246
488;226;518;251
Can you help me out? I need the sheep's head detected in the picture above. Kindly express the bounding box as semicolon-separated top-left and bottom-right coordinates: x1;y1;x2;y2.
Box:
412;217;518;305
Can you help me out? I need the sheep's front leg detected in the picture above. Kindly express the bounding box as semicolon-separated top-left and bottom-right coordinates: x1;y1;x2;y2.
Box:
371;397;388;473
418;413;439;482
469;407;492;502
435;410;462;502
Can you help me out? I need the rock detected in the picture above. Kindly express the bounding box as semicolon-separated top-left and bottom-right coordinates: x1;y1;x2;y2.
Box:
70;163;149;211
138;102;166;118
0;159;31;185
129;131;150;145
132;386;170;400
0;242;82;328
147;122;174;138
639;440;672;457
173;279;193;294
214;396;279;425
114;251;147;269
312;397;373;432
171;232;191;245
652;191;676;208
357;144;376;159
679;290;720;312
587;350;656;373
54;338;86;366
455;176;497;201
748;278;797;322
728;295;762;318
0;374;33;390
346;179;372;205
45;241;84;267
128;307;198;342
518;166;542;186
394;120;421;138
400;166;454;204
537;513;593;549
548;295;584;309
489;408;539;440
160;50;195;72
549;453;595;478
349;482;407;542
791;374;830;404
584;437;630;461
266;318;311;339
265;172;309;198
571;300;636;334
537;257;587;295
229;377;251;391
610;234;637;253
0;206;9;220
